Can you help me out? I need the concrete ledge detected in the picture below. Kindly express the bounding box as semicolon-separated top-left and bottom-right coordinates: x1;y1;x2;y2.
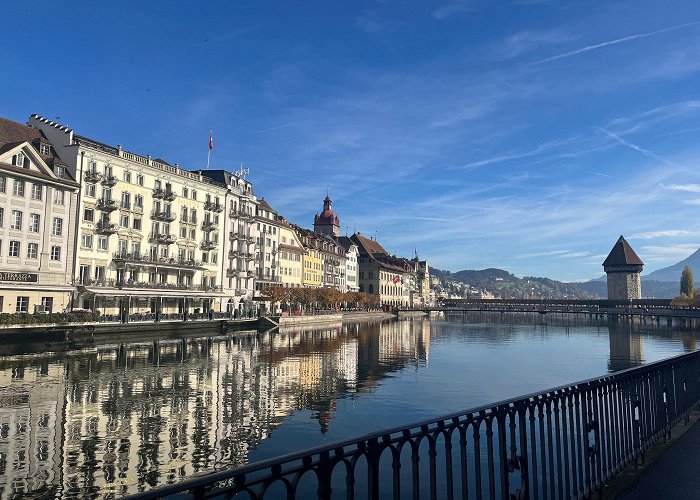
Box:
277;314;343;326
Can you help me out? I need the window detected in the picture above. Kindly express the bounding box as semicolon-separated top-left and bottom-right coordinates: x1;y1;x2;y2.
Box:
131;241;140;254
95;266;105;281
120;214;129;227
86;184;95;197
212;253;218;264
189;228;196;239
50;246;61;261
102;188;112;200
16;296;29;313
182;187;189;198
82;234;93;248
40;143;50;155
135;195;143;209
124;171;132;183
27;243;38;259
121;192;131;209
161;247;168;258
181;206;188;221
41;297;53;314
98;237;108;250
54;190;64;205
202;252;208;263
9;241;20;257
53;165;65;178
29;213;40;233
133;217;141;230
0;176;5;192
10;210;22;230
137;174;144;186
12;152;27;167
31;184;42;200
191;189;197;200
180;227;187;238
191;209;197;224
13;180;25;197
83;208;94;222
0;207;3;227
154;179;161;189
52;217;63;236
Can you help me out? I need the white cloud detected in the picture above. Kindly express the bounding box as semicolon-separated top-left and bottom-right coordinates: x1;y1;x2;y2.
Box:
432;1;472;19
495;29;577;60
630;230;700;239
660;183;700;193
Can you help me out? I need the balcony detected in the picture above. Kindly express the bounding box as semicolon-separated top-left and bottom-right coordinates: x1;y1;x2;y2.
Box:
201;221;218;232
226;268;240;278
84;277;222;292
235;289;247;296
101;174;118;187
151;209;177;222
84;170;102;183
95;221;118;235
96;198;118;212
133;204;144;214
201;240;217;251
204;201;224;213
120;201;131;210
112;252;204;269
149;232;176;245
153;188;175;200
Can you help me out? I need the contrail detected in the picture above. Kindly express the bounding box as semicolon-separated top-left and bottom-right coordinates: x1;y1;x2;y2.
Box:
598;128;673;166
529;21;700;65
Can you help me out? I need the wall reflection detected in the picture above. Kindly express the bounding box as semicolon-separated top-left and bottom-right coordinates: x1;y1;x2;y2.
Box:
0;319;429;498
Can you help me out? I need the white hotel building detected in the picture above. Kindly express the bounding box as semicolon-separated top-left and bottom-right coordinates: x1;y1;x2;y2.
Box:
30;115;256;318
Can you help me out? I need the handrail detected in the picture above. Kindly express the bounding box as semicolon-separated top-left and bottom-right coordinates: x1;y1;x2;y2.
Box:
127;346;700;499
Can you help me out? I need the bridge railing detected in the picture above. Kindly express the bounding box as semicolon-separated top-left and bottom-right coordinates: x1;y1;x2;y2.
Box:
128;349;700;500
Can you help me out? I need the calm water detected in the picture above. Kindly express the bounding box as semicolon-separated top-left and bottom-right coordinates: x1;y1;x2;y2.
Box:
0;313;698;498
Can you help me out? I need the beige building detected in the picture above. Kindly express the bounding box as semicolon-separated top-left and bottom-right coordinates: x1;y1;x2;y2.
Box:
0;117;79;314
254;199;282;293
278;218;305;288
30;115;230;318
351;232;410;307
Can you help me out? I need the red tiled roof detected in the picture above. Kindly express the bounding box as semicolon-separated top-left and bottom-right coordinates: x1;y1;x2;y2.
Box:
0;116;71;174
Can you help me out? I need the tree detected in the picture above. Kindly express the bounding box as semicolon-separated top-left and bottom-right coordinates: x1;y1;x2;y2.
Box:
680;265;694;297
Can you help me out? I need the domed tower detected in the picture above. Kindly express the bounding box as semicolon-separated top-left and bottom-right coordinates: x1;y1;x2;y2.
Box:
603;235;644;300
314;195;340;237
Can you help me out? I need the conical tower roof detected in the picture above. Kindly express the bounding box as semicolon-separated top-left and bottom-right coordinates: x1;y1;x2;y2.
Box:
603;235;644;267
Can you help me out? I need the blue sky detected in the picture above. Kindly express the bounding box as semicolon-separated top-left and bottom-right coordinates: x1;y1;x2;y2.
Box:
4;1;700;281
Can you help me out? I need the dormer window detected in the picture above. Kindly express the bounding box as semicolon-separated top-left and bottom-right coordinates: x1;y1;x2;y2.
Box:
53;165;65;178
12;152;29;168
40;143;51;155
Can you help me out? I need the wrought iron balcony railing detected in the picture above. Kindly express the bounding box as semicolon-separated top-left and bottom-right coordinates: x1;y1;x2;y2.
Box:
200;240;217;251
96;198;117;211
149;232;176;245
95;221;118;234
201;221;218;232
150;209;177;222
126;349;700;500
83;170;102;183
153;187;176;200
204;200;224;212
112;252;203;268
101;174;118;187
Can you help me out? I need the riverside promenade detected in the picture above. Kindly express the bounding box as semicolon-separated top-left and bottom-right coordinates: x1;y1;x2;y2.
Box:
611;411;700;499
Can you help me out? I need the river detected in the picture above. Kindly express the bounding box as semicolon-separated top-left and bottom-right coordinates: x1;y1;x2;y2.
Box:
0;313;697;498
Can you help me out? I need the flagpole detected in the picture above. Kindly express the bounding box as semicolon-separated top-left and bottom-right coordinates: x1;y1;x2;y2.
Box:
206;148;211;170
206;129;213;170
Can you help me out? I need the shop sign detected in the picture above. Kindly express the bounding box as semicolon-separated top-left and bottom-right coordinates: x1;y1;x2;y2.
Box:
0;272;39;283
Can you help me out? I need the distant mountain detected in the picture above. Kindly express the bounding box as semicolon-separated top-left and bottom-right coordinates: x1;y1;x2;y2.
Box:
431;267;598;299
644;248;700;283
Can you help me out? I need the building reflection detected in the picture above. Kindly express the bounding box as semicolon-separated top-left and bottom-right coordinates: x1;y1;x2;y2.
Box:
608;321;644;372
0;318;430;497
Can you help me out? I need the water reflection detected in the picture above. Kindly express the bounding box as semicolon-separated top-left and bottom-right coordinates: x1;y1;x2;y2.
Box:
0;315;695;498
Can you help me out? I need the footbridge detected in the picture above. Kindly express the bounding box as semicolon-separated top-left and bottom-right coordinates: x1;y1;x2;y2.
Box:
400;298;700;319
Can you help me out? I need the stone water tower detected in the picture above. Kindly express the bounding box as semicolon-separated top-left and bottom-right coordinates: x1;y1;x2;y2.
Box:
603;235;644;300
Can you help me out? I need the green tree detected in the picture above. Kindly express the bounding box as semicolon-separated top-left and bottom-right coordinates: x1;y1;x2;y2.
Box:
680;265;694;297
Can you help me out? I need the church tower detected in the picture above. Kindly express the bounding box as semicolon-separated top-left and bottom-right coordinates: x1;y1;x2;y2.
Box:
603;235;644;300
314;195;340;237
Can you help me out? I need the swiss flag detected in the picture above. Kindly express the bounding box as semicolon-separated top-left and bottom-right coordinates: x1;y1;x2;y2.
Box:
209;130;213;150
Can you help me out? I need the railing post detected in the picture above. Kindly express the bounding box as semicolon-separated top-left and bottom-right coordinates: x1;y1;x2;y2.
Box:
367;437;380;500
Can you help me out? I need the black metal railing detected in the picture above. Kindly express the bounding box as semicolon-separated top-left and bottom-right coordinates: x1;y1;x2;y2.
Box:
128;349;700;500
